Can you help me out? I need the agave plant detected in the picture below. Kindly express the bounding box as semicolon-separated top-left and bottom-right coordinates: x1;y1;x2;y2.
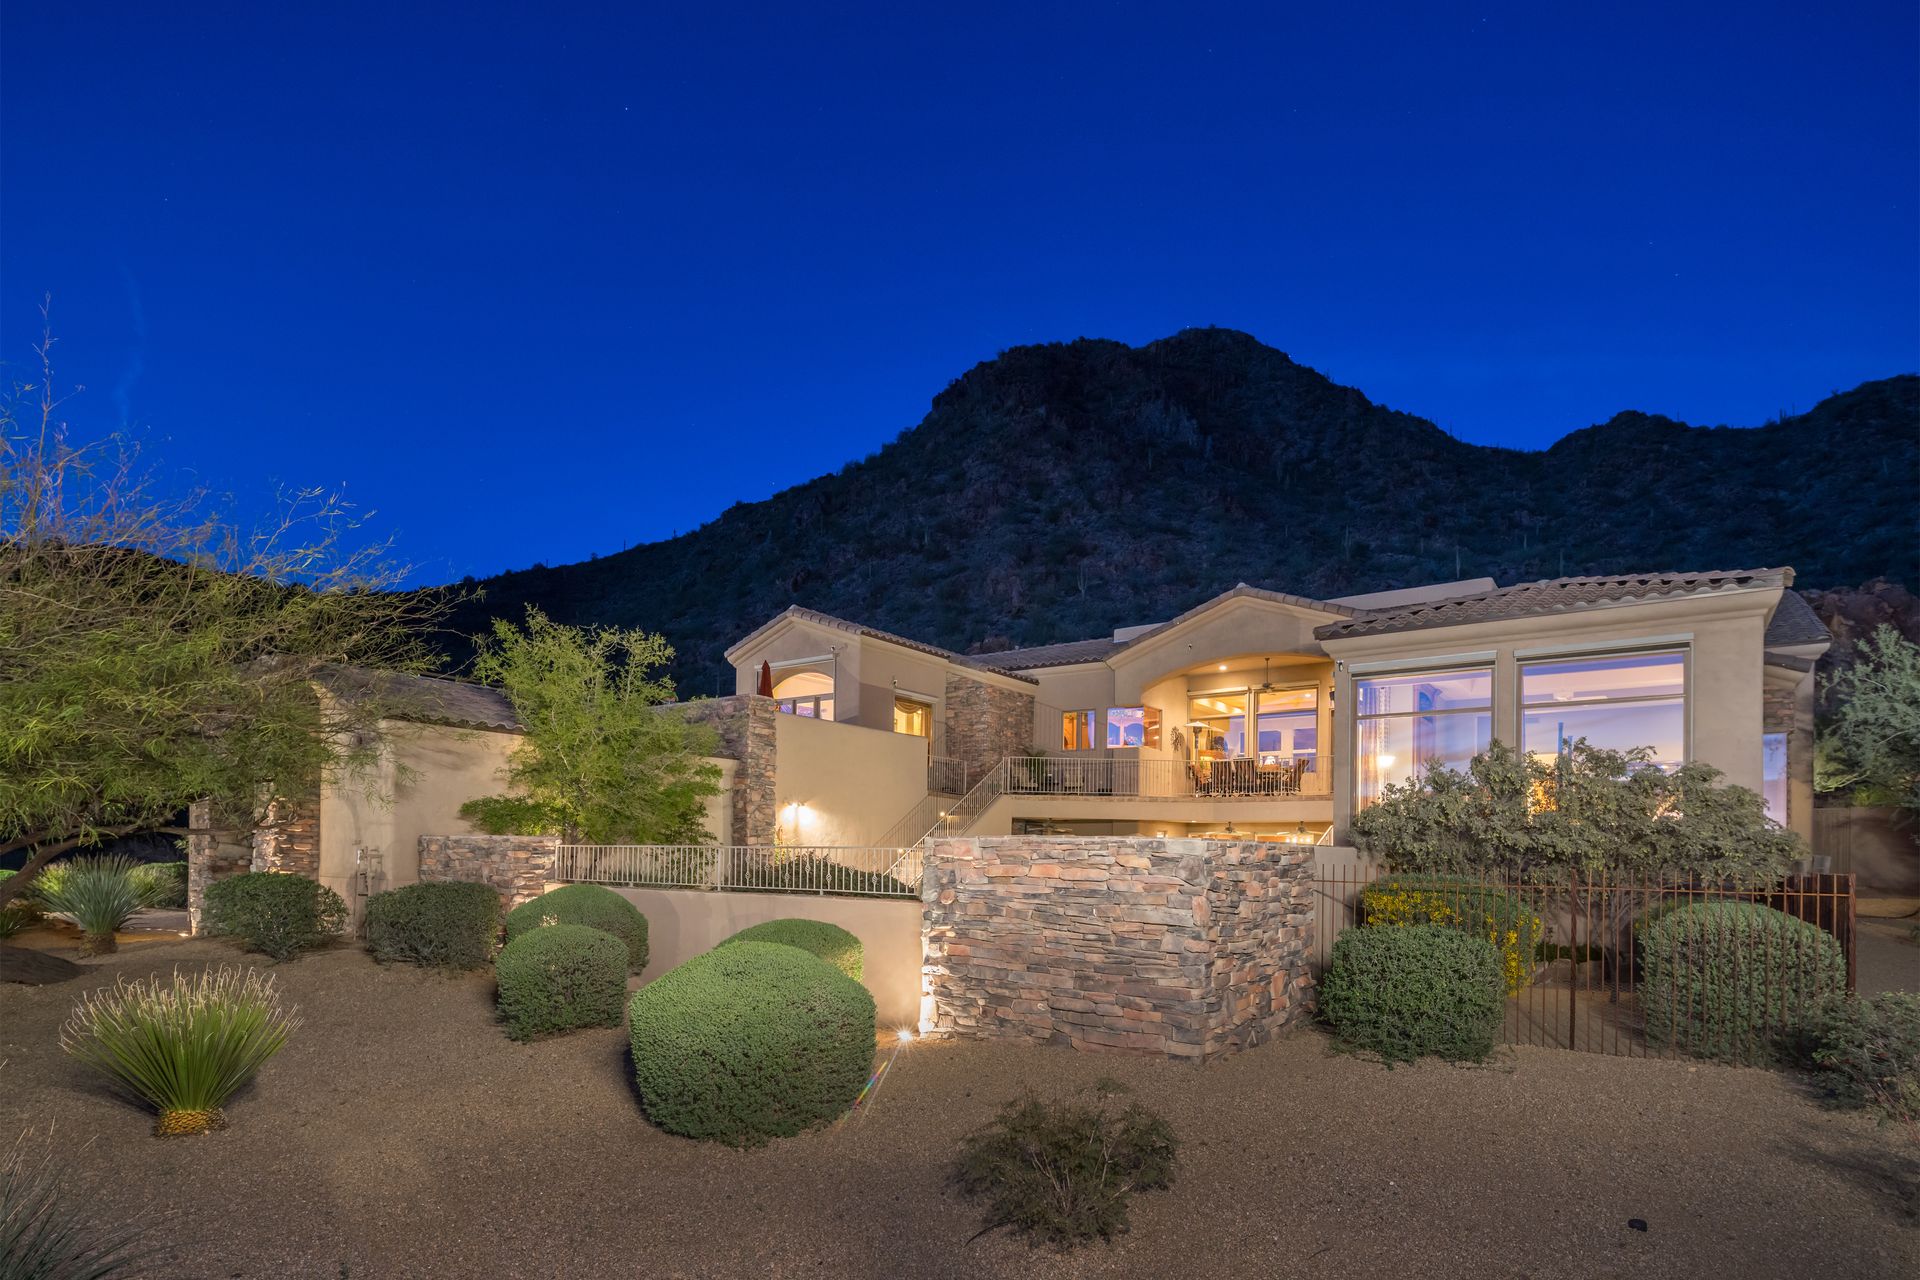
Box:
61;967;301;1138
0;1128;147;1278
34;857;168;957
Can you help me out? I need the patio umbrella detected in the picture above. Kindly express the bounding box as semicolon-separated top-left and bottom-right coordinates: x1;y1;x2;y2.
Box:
756;660;774;697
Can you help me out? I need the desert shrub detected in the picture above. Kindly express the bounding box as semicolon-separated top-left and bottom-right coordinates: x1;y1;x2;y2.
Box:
34;856;169;956
1639;902;1846;1062
494;924;628;1041
504;884;648;972
1319;924;1505;1063
953;1081;1177;1247
716;918;863;981
0;870;36;941
628;941;874;1145
0;1128;148;1277
364;881;501;969
203;873;347;962
129;861;188;910
1359;875;1543;995
60;966;300;1137
1808;992;1920;1124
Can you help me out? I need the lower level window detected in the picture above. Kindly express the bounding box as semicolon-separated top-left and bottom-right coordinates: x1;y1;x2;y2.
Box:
1762;732;1787;825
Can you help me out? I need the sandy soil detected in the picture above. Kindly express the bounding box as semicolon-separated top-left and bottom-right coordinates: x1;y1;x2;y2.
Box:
2;937;1915;1280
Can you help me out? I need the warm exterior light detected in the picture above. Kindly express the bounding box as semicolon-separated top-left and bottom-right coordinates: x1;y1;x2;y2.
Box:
1217;663;1228;671
896;1029;914;1044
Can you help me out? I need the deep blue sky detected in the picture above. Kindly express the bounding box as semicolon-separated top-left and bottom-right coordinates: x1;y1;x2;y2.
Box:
4;3;1915;584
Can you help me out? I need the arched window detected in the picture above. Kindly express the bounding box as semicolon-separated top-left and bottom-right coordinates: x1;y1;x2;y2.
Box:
772;671;835;721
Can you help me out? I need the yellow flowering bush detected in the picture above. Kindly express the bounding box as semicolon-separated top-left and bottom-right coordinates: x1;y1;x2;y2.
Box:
1360;877;1543;996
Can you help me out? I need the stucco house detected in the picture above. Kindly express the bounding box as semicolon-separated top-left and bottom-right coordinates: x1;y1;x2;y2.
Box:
721;567;1829;852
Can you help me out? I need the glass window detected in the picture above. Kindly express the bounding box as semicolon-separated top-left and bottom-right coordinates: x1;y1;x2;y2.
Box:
1187;692;1248;758
1256;688;1318;771
771;670;835;722
1521;651;1685;771
893;696;931;737
1061;710;1097;750
1105;706;1162;749
1762;732;1787;826
1354;667;1493;807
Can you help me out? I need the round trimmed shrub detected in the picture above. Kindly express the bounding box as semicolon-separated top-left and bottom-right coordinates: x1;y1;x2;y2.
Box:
365;881;501;969
504;884;648;973
716;918;862;981
629;941;875;1145
1639;901;1846;1062
205;872;348;961
1359;875;1544;995
495;923;628;1041
1318;923;1505;1063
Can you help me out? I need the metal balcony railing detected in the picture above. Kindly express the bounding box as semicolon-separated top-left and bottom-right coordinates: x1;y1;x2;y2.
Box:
1001;754;1332;800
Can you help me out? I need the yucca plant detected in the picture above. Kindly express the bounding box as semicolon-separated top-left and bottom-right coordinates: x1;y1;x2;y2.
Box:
35;857;168;956
61;967;301;1137
0;1129;147;1278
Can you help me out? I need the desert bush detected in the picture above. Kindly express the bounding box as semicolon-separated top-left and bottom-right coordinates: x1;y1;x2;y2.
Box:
34;856;168;956
1318;924;1505;1063
1638;902;1846;1062
364;881;501;969
0;870;36;941
953;1081;1177;1247
203;873;347;961
60;966;300;1137
1809;992;1920;1125
503;884;648;972
129;861;188;910
494;924;628;1041
716;918;863;981
0;1128;147;1277
1359;875;1543;995
628;941;874;1145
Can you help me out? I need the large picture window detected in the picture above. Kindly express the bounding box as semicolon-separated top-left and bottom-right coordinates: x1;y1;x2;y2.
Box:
1187;692;1247;758
1521;650;1685;771
1354;668;1493;807
1256;688;1317;772
1105;706;1162;749
771;670;834;721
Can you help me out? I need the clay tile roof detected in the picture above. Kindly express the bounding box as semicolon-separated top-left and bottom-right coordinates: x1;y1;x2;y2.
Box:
1315;568;1794;641
975;583;1354;672
726;606;1039;683
968;637;1127;669
318;667;522;731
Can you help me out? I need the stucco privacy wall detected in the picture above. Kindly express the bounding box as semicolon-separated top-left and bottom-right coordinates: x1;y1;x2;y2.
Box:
605;886;923;1027
772;711;927;846
417;834;558;908
923;836;1315;1060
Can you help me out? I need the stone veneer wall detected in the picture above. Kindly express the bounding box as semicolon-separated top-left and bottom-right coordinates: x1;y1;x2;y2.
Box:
251;795;321;877
186;800;255;935
677;694;777;845
417;835;559;909
942;674;1036;785
922;836;1314;1061
1762;681;1796;734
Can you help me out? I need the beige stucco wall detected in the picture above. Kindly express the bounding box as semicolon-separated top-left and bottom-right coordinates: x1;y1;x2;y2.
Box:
732;618;863;722
771;712;930;846
1323;588;1781;841
318;720;521;914
602;886;924;1027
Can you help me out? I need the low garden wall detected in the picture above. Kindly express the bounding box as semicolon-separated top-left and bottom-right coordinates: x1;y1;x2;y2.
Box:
602;886;922;1028
922;836;1315;1061
418;835;558;909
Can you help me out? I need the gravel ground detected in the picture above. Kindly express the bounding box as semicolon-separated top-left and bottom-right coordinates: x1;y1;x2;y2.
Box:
1;937;1915;1280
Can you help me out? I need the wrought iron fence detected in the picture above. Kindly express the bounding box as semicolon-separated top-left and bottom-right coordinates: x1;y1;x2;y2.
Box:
1309;862;1857;1060
1002;753;1333;799
554;844;923;899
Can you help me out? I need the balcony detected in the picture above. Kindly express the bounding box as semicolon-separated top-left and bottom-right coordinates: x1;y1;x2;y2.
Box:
1002;753;1332;800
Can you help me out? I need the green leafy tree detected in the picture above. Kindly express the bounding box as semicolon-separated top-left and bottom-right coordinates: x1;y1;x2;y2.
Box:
1817;625;1920;815
459;607;721;843
0;319;445;909
1349;740;1800;884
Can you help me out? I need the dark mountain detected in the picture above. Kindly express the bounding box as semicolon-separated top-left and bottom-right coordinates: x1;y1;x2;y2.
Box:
450;329;1919;694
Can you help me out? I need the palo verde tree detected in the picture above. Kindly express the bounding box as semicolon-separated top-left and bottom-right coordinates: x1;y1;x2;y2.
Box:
0;317;447;908
1817;624;1920;817
1349;740;1802;885
459;607;722;844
